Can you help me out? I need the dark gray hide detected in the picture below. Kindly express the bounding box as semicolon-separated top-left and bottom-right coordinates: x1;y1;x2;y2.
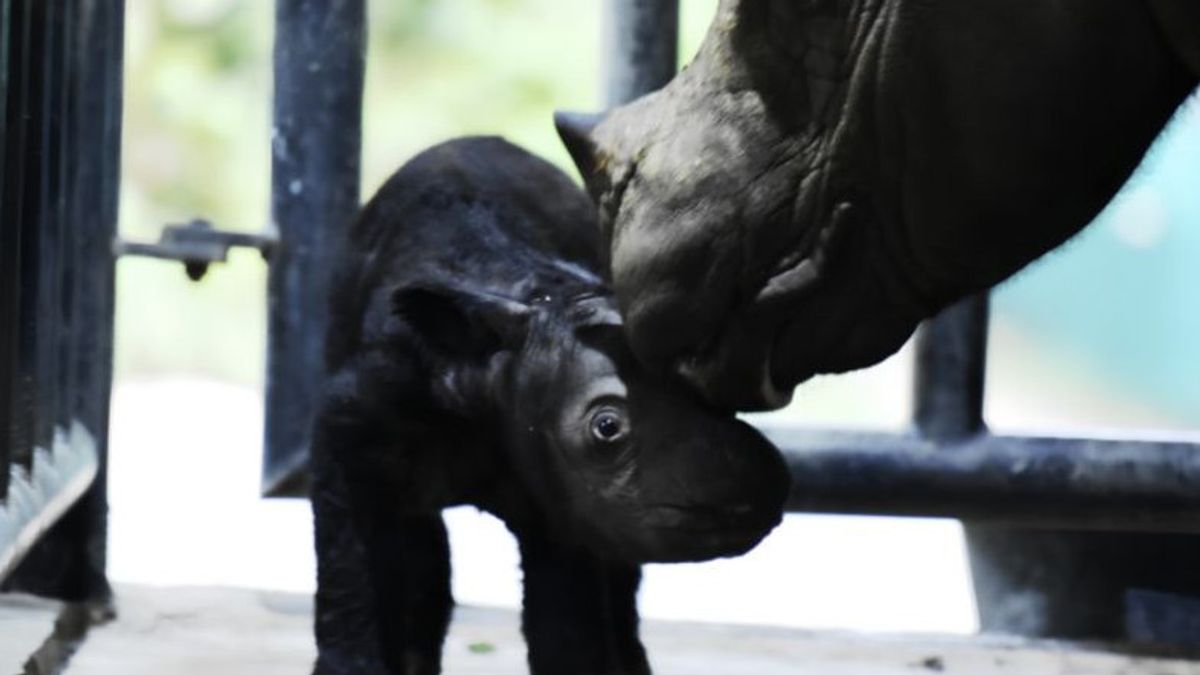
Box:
310;137;788;675
557;0;1200;411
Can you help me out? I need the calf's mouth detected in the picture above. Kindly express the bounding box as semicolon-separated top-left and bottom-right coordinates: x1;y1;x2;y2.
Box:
632;502;784;562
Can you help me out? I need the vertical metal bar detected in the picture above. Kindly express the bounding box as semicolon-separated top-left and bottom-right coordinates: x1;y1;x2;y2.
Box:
51;0;73;432
67;0;123;603
17;0;49;456
6;0;123;603
4;0;31;473
912;294;989;442
918;295;1200;644
68;0;117;436
263;0;365;496
59;0;81;434
910;293;1020;634
603;0;679;107
0;0;11;502
30;0;64;452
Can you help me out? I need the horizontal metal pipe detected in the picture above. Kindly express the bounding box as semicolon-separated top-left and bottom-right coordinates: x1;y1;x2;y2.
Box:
770;428;1200;532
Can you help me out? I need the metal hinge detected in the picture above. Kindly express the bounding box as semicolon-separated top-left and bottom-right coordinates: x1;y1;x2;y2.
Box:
114;218;278;281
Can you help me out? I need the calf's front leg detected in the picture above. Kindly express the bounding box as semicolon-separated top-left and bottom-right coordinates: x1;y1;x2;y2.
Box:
311;401;453;675
518;528;650;675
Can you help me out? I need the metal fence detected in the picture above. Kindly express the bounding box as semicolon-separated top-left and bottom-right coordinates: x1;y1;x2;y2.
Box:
0;0;123;603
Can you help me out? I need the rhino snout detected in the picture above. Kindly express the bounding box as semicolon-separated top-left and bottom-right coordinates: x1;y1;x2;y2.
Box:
670;319;795;412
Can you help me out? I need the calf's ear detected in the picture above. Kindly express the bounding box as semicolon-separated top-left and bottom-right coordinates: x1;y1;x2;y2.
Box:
393;285;531;358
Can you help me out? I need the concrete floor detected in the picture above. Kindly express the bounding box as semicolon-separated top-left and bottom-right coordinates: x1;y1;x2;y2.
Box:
0;592;58;672
6;585;1200;675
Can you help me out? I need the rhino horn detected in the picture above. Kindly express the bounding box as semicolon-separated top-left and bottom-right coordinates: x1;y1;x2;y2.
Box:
554;110;608;199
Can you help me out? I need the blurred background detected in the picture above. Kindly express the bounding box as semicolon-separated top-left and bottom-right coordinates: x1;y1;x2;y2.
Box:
108;0;1200;635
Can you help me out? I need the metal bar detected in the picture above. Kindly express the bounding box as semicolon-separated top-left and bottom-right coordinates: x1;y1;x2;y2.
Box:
53;0;74;432
913;295;989;442
68;0;122;439
114;218;278;281
4;0;33;473
776;428;1200;532
0;0;14;502
603;0;679;106
31;0;64;452
17;0;51;456
5;0;123;603
263;0;365;497
913;270;1199;643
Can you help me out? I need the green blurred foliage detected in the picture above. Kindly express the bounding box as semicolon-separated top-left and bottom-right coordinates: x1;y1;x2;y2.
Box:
116;0;273;385
116;0;717;386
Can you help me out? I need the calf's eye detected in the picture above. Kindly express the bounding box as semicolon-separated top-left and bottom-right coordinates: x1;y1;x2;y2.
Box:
590;409;628;443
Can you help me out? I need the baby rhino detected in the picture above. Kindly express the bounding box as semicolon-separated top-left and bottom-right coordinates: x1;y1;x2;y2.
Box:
310;137;789;675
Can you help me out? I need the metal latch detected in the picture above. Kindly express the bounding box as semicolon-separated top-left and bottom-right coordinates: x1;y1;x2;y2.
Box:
114;218;278;281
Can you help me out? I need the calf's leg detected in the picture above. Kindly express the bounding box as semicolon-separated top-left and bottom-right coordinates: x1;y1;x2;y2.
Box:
311;409;453;675
518;529;650;675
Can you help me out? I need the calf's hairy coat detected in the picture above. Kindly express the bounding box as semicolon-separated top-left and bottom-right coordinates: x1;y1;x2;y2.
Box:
310;137;788;675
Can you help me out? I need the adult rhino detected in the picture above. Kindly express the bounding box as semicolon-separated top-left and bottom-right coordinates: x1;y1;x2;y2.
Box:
557;0;1200;411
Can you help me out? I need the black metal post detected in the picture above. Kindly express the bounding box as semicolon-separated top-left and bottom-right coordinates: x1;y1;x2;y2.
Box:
263;0;365;496
913;296;988;442
52;0;76;434
4;0;33;475
11;0;61;461
0;0;13;502
603;0;679;107
5;0;124;604
29;0;64;454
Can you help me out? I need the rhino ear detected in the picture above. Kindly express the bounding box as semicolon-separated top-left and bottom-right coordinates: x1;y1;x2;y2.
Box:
393;285;531;358
554;110;609;200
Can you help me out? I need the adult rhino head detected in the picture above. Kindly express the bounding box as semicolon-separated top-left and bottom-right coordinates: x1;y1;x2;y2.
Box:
558;0;1199;411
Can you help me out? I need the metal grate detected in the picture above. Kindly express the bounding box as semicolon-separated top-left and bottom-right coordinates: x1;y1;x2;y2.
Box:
0;0;123;602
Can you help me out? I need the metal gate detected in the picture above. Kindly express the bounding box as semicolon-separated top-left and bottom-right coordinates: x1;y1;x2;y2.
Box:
0;0;123;607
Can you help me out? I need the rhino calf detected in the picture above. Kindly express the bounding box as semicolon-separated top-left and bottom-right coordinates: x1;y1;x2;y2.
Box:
310;137;789;675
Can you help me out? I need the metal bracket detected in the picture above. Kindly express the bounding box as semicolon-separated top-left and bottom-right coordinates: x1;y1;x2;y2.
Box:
114;218;278;281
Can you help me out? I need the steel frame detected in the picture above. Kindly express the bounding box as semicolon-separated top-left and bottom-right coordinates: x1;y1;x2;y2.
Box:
0;0;123;604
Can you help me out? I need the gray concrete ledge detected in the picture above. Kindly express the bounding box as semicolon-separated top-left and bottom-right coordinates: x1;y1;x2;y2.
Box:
3;584;1195;674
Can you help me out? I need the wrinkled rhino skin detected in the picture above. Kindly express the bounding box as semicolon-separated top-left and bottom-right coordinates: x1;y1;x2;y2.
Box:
310;137;789;675
558;0;1200;411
